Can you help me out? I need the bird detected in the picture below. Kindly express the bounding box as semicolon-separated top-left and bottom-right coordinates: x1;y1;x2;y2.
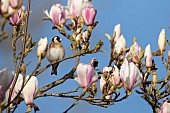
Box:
46;36;65;75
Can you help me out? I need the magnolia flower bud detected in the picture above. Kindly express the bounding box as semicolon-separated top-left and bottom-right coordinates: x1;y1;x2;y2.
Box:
82;6;97;26
114;35;126;54
5;74;23;102
158;29;166;52
129;42;142;63
22;76;38;105
82;30;89;42
9;0;22;8
113;24;121;42
37;37;48;59
111;65;120;86
144;44;152;68
68;0;84;18
120;58;142;91
103;66;112;73
75;58;98;88
0;68;14;102
152;71;157;88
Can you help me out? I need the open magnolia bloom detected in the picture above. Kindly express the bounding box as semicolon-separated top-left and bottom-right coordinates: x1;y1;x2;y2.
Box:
9;5;25;26
44;4;69;26
75;58;98;88
120;58;142;92
0;68;14;102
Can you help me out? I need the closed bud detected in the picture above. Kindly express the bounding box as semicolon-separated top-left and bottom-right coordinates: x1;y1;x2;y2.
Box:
158;29;166;52
152;71;157;88
144;44;152;68
113;24;121;42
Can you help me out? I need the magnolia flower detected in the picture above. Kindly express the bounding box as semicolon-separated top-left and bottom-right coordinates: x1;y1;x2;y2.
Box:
113;24;121;42
44;4;69;26
159;100;170;113
158;29;166;52
37;37;48;59
100;76;112;99
68;0;84;18
111;65;120;86
22;76;38;105
82;30;89;42
144;44;152;68
0;68;14;102
103;66;113;73
9;6;25;26
82;6;97;26
75;58;98;88
125;52;133;62
129;42;142;63
120;58;142;91
9;0;22;8
1;0;10;14
114;35;126;54
5;74;23;102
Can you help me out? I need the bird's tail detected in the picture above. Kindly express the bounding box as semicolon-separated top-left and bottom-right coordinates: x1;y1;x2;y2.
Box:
51;63;59;75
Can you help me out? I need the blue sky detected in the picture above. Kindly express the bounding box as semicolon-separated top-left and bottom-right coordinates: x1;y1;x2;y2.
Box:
1;0;170;113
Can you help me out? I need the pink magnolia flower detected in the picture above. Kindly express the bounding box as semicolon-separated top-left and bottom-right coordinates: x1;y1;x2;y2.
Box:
5;74;23;102
75;58;98;88
144;44;152;68
158;29;166;52
129;42;142;63
125;52;133;62
0;68;14;102
37;37;48;59
22;76;38;105
44;4;69;26
9;6;25;26
82;6;97;26
114;35;126;54
9;0;22;8
160;100;170;113
111;65;120;86
113;24;121;42
120;58;142;91
68;0;84;18
103;66;113;73
1;0;10;14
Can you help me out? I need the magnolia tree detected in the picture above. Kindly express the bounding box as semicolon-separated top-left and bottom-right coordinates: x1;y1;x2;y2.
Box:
0;0;170;113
